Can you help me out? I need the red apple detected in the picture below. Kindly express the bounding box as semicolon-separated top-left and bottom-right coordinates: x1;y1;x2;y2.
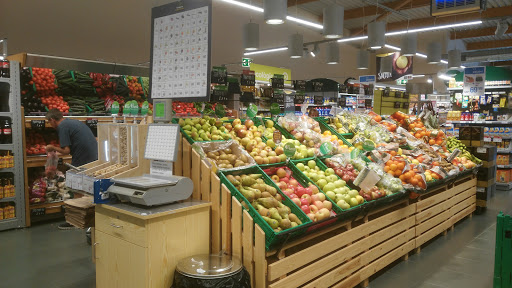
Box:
289;179;299;187
301;194;311;204
307;213;317;222
309;185;319;194
311;194;319;202
313;201;324;210
310;205;319;214
245;119;254;129
289;193;298;199
237;129;247;138
281;177;289;184
301;205;311;214
292;198;301;207
303;188;312;196
323;200;332;210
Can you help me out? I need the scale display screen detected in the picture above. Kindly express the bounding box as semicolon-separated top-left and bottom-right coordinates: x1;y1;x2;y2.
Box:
144;124;180;162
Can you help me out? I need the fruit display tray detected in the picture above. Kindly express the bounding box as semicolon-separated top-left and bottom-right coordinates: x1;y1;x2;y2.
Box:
218;165;312;250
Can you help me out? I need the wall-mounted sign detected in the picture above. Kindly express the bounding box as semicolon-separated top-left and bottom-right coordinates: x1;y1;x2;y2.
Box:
377;52;413;83
242;58;252;67
150;0;212;100
250;63;292;85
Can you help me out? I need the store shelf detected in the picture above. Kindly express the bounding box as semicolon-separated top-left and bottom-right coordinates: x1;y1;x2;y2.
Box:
0;112;12;117
497;165;512;168
0;167;14;173
446;121;512;125
0;144;13;150
0;218;18;225
24;115;145;129
0;78;11;84
497;149;512;153
448;85;512;90
496;182;512;190
26;155;72;168
0;197;15;203
30;201;64;210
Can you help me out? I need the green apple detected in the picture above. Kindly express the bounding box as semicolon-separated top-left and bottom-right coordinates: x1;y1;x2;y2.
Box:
304;166;310;171
335;194;344;203
323;183;336;192
317;179;327;189
341;186;350;194
307;148;315;157
296;163;305;171
278;154;287;162
337;199;351;210
343;194;352;203
348;190;359;197
333;188;342;194
265;120;274;128
327;175;338;183
309;173;319;182
326;191;336;200
325;168;335;176
334;180;344;188
307;160;316;169
266;139;276;148
349;198;359;207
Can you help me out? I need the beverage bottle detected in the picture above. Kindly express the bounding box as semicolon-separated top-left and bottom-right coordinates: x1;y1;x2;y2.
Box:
2;119;11;144
1;60;9;78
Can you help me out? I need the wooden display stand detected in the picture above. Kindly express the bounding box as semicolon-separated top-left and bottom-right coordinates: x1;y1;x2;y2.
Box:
94;201;211;288
175;136;477;288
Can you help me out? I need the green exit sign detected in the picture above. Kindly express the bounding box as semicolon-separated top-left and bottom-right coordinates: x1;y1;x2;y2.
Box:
396;79;408;85
242;58;252;67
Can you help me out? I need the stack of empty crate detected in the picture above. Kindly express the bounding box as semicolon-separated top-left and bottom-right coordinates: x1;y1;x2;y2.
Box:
471;145;497;214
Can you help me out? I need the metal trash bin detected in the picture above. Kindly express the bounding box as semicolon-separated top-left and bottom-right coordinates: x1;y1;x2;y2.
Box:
172;254;251;288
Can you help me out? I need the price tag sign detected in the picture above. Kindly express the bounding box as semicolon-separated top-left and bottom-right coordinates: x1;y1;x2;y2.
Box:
131;101;139;116
283;143;296;158
284;95;294;114
273;130;282;145
215;104;226;118
270;103;280;115
319;142;333;156
314;96;324;105
484;136;492;142
141;101;149;116
294;80;306;91
295;92;305;104
111;101;120;115
494;137;502;143
246;104;258;118
31;120;45;130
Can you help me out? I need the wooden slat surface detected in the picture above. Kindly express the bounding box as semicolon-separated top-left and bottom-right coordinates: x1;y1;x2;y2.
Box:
416;187;453;211
416;209;451;236
210;173;221;253
416;198;452;225
242;210;254;286
254;224;266;288
174;134;183;176
200;160;211;201
268;204;415;281
191;149;201;200
182;138;191;178
232;197;243;259
451;204;476;226
221;185;232;253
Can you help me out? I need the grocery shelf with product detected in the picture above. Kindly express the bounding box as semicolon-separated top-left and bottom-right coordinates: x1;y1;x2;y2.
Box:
0;61;26;231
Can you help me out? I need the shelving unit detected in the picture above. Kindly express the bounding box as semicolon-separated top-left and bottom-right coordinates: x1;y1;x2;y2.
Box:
0;62;26;231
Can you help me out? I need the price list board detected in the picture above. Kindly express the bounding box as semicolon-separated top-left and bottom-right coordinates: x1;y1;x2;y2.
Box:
150;0;212;101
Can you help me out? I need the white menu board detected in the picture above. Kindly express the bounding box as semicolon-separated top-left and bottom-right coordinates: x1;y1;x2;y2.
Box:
151;3;210;99
144;124;180;162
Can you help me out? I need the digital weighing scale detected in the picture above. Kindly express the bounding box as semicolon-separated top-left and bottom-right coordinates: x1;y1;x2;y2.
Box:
107;116;194;206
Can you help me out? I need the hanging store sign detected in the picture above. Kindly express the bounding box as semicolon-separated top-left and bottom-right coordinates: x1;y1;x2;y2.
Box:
376;52;414;83
242;58;252;67
463;66;486;97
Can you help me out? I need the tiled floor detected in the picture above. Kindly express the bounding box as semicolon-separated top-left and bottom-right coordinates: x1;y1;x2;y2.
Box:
0;189;510;288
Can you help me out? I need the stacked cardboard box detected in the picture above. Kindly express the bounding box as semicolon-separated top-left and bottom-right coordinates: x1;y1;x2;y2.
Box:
471;145;497;214
459;126;484;148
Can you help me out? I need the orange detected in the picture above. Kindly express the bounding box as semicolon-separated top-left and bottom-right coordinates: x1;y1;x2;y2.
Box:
415;133;421;139
390;151;397;156
384;166;390;172
414;174;423;181
403;172;412;181
438;130;445;137
324;130;331;136
410;178;419;186
409;124;415;129
417;156;424;163
418;181;426;189
397;162;405;171
395;170;402;177
432;161;439;166
399;175;405;181
420;131;426;137
426;131;431;137
436;139;443;145
386;161;392;166
390;164;397;171
429;139;435;145
388;171;395;176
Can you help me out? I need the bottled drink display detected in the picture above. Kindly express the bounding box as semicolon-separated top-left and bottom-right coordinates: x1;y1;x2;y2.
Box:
1;60;9;78
0;119;12;144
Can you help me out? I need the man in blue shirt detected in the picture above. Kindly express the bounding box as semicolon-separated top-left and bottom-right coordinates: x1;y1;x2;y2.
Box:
45;109;98;230
45;109;98;167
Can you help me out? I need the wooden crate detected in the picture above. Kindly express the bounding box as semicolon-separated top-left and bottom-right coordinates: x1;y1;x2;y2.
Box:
450;174;477;227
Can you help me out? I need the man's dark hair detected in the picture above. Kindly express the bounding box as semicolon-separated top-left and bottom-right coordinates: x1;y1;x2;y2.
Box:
46;109;63;121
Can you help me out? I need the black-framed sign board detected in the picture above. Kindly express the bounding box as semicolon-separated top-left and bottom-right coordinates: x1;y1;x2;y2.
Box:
150;0;212;101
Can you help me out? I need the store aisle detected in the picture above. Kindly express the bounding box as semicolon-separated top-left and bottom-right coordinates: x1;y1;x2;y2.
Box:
0;222;95;288
370;189;512;288
0;190;510;288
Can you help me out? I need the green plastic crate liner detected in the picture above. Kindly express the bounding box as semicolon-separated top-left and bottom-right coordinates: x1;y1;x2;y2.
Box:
259;162;340;232
494;212;512;288
218;165;312;251
262;117;295;140
289;158;368;222
314;117;353;146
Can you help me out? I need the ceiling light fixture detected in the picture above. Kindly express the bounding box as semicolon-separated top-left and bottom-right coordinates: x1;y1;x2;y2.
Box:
413;74;425;77
416;53;427;58
384;44;401;51
427;42;442;64
386;20;482;36
448;49;461;69
326;42;339;64
368;21;386;49
401;33;417;56
460;65;467;69
357;49;369;69
289;33;304;58
244;47;288;56
427;76;433;83
337;36;368;43
264;0;287;25
286;16;323;29
243;22;259;51
323;5;344;38
310;44;320;57
440;60;448;64
221;0;263;12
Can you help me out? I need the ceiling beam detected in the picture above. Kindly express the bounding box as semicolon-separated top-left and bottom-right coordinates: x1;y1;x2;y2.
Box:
344;0;430;21
352;0;413;36
467;39;512;50
450;26;512;39
287;0;318;7
490;60;512;66
350;6;512;36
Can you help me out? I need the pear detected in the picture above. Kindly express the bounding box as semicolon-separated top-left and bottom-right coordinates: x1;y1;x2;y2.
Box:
262;216;279;229
178;119;186;127
279;219;292;230
288;213;302;225
258;197;279;209
268;208;283;221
